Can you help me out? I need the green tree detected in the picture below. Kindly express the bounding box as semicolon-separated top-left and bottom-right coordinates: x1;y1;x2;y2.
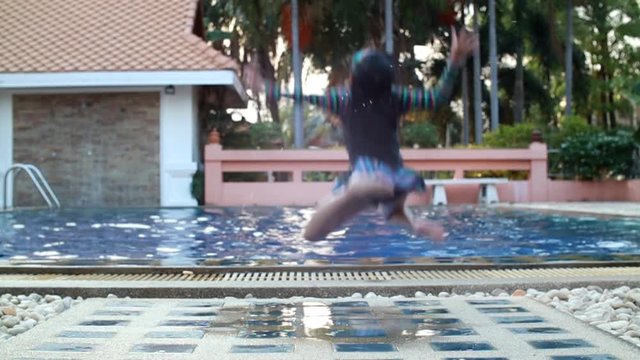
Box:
573;0;640;129
205;0;285;122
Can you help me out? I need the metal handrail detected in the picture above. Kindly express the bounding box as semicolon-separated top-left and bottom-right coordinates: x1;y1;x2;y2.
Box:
2;163;61;210
22;164;61;208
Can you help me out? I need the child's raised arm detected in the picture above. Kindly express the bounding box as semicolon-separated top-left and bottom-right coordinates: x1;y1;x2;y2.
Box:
395;27;477;114
393;60;460;114
265;81;350;115
241;56;350;115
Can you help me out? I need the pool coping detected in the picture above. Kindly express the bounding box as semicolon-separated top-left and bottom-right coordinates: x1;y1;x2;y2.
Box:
1;264;638;298
1;259;640;274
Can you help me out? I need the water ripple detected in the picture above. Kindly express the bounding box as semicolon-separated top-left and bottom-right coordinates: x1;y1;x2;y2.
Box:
0;206;638;265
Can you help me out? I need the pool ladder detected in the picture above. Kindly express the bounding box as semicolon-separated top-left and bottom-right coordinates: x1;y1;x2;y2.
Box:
2;163;61;210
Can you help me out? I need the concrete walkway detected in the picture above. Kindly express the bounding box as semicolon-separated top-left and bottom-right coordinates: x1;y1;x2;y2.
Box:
1;296;637;359
499;202;640;218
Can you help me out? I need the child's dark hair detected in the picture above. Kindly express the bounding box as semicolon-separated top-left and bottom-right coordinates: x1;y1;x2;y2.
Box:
350;49;394;100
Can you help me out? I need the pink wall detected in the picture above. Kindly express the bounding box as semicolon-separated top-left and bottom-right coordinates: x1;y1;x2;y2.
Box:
204;142;637;206
547;180;635;202
627;180;640;201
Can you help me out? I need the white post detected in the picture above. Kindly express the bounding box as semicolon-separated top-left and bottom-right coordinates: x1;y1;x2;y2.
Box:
159;86;198;206
385;0;393;55
0;92;13;208
292;0;304;149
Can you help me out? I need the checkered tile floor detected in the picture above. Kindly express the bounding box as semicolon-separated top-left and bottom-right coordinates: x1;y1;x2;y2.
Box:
1;297;637;359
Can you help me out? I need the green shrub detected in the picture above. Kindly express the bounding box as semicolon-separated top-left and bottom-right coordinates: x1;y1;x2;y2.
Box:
483;123;536;148
548;115;596;148
557;129;637;180
401;122;438;148
249;122;284;149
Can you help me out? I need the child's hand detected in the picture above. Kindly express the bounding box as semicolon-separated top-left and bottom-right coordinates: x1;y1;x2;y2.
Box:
450;26;479;66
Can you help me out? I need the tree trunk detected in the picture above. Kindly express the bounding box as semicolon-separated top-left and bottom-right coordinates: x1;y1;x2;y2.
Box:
546;67;555;126
513;0;525;124
256;47;281;124
564;0;573;117
514;40;525;123
488;0;499;131
461;1;470;144
600;70;608;128
609;87;617;128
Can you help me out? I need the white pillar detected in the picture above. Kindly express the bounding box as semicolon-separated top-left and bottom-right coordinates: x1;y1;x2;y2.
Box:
160;86;198;206
0;92;13;208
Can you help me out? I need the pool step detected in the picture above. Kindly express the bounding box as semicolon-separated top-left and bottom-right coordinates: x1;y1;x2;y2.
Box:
0;265;638;298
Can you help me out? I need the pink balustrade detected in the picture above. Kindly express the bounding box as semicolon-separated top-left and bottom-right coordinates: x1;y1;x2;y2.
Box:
205;142;639;206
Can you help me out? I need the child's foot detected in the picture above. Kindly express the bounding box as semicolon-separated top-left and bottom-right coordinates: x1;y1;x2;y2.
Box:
412;220;447;241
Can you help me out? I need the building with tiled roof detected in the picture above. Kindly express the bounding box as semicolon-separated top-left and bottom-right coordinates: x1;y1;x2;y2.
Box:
0;0;247;207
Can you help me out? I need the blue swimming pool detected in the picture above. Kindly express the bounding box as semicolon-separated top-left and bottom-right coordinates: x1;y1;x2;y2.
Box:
0;206;639;266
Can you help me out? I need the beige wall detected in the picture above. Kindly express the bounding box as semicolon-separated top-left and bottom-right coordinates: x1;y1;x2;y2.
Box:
13;92;160;207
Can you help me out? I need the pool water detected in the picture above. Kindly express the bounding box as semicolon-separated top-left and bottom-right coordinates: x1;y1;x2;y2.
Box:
0;206;639;266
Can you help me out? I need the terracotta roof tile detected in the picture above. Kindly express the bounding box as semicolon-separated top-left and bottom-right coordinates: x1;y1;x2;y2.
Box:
0;0;238;73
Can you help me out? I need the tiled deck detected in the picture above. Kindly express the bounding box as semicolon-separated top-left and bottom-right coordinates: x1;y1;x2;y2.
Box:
1;297;637;359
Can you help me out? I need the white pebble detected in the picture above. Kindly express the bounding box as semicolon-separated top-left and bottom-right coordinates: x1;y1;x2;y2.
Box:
2;317;19;328
530;286;640;348
438;292;450;298
491;289;506;296
351;292;363;299
7;325;28;336
20;319;37;329
624;330;640;338
414;291;426;298
44;295;61;303
617;313;633;322
536;294;552;304
63;297;73;309
27;312;44;322
28;293;42;302
364;292;377;299
609;320;629;331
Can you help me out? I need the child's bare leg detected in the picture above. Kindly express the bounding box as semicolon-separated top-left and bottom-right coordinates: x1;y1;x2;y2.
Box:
304;180;393;241
385;196;446;241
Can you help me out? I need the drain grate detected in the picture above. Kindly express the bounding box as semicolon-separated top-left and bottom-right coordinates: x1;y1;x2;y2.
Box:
0;266;638;282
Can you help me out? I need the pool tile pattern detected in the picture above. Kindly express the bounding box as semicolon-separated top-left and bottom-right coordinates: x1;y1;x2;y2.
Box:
56;331;117;339
334;343;397;352
130;343;197;353
431;341;496;351
529;339;594;349
229;344;294;353
2;297;635;360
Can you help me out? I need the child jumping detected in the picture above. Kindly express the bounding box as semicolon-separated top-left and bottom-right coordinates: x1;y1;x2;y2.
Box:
245;28;478;241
